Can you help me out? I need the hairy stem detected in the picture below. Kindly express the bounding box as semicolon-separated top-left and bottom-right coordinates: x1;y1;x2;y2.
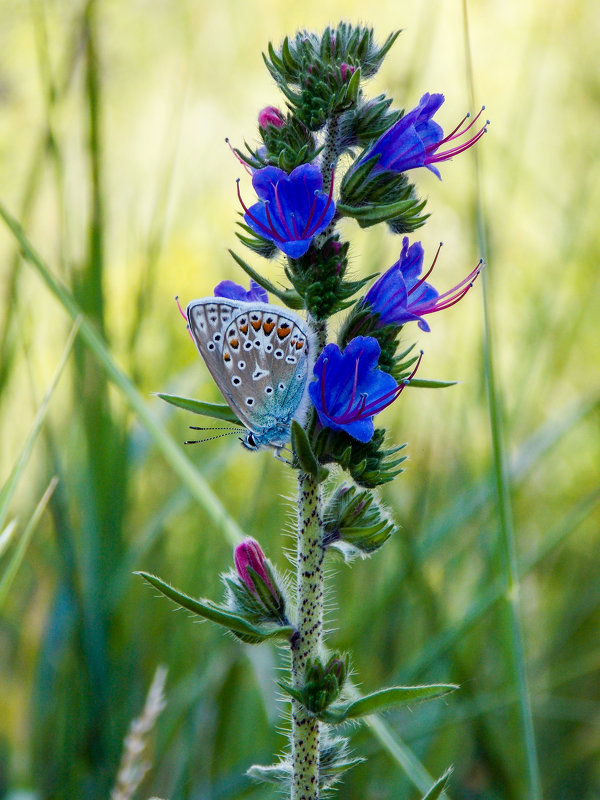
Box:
291;315;327;800
291;472;323;800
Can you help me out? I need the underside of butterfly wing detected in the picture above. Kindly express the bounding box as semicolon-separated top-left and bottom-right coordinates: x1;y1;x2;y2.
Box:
187;299;314;448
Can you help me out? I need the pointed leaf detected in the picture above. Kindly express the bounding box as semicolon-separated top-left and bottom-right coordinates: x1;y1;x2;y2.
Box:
155;393;242;425
228;249;303;309
408;379;458;389
320;683;458;723
421;767;453;800
291;421;329;482
136;571;293;642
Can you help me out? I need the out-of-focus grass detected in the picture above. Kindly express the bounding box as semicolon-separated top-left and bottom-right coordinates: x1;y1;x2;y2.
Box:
0;1;599;799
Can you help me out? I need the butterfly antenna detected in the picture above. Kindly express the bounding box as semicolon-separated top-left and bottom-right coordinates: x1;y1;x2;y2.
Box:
189;425;240;432
184;431;239;445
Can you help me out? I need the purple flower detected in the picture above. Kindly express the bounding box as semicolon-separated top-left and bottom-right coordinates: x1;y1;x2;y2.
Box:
364;237;482;332
355;93;488;179
237;163;336;259
258;106;285;129
308;336;421;443
234;538;277;599
214;279;268;303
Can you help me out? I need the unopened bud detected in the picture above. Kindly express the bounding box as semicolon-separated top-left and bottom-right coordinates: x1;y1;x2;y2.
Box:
258;106;285;129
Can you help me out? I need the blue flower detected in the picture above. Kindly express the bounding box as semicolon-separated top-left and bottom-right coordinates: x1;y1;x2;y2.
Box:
237;163;336;258
214;279;268;303
308;336;420;443
355;93;487;180
364;237;482;332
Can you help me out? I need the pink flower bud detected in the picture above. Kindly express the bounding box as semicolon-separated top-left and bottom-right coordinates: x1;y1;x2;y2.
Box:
234;537;277;597
340;63;356;82
258;106;285;129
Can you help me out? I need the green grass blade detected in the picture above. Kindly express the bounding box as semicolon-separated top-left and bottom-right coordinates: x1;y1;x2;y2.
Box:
0;318;80;533
462;4;541;795
0;200;244;546
0;477;58;610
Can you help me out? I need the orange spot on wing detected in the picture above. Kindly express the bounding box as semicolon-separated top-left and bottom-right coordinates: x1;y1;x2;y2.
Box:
230;339;239;349
223;353;231;362
296;340;304;350
277;324;291;339
239;323;249;334
251;319;261;331
263;321;275;334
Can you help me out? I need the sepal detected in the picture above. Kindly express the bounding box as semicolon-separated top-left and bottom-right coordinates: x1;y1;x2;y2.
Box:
316;427;408;488
234;220;278;259
339;161;428;233
323;482;397;557
279;654;348;714
136;571;293;644
285;236;372;318
318;683;459;724
340;93;402;149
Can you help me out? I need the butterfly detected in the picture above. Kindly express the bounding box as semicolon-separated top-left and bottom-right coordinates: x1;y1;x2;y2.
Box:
186;298;314;452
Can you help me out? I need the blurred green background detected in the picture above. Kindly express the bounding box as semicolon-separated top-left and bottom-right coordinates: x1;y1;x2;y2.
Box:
1;1;599;798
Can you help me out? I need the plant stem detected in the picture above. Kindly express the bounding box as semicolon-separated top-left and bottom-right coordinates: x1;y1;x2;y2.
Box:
291;315;327;800
291;471;323;800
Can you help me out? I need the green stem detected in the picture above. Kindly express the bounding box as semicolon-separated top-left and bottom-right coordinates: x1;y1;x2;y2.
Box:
291;471;324;800
291;315;327;800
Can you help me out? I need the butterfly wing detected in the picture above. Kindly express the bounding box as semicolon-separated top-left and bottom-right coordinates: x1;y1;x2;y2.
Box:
187;299;313;445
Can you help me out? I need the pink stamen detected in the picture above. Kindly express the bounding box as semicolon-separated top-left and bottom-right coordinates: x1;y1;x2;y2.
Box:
226;138;253;175
274;182;294;239
306;169;335;235
263;201;287;243
360;352;423;417
408;242;443;297
428;125;487;163
301;186;319;237
430;106;486;150
175;295;187;321
429;261;481;303
175;296;194;341
237;179;284;242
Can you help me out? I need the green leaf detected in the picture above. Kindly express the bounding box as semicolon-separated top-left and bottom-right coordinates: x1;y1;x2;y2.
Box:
228;249;303;309
319;683;458;723
155;393;242;425
136;571;293;643
291;421;329;482
0;478;58;610
0;317;79;533
421;767;453;800
408;379;458;389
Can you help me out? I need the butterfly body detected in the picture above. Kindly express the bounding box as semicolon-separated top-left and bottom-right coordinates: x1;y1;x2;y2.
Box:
186;298;314;451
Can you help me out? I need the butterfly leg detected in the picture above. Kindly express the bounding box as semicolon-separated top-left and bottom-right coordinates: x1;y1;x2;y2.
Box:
273;446;293;465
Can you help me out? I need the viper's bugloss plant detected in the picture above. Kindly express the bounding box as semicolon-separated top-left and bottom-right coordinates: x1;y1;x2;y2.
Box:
145;22;485;800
